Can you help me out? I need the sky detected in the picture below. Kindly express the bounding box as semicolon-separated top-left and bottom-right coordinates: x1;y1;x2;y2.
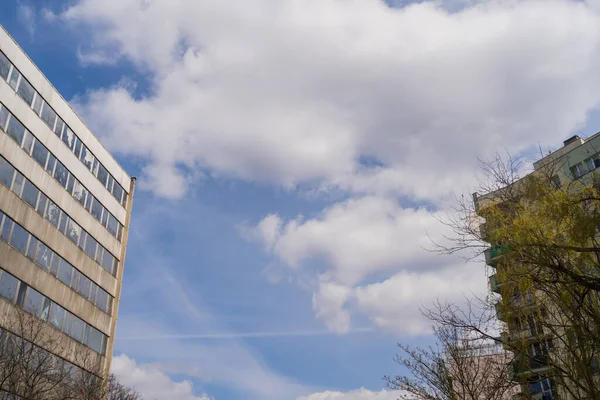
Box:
2;0;600;399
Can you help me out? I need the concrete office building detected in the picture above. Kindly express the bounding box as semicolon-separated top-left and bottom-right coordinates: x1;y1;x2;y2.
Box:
474;134;600;400
0;25;134;386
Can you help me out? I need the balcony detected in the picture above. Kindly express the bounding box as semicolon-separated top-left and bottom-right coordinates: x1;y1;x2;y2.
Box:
489;274;502;293
484;246;506;267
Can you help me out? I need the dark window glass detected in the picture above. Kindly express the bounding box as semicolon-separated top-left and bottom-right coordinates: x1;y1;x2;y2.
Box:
1;218;13;242
49;302;65;330
113;183;124;203
62;128;75;150
78;275;91;299
16;78;35;106
0;52;11;80
101;251;116;275
107;214;119;237
40;298;50;321
40;102;57;130
101;208;109;226
46;153;56;174
66;218;81;246
0;272;18;302
6;115;25;145
85;193;93;211
26;236;38;259
25;287;44;317
107;175;114;193
66;175;75;194
90;198;103;221
8;69;20;89
11;172;24;197
70;316;85;342
36;192;47;216
32;140;49;168
74;138;82;158
50;255;59;276
97;164;109;187
89;283;98;304
70;269;80;290
80;146;95;170
95;246;103;264
10;223;29;254
33;94;43;115
21;180;39;209
35;242;52;270
59;214;67;234
53;161;68;188
84;234;98;260
0;157;15;188
96;289;108;312
0;106;8;129
22;131;34;154
88;327;104;354
72;181;88;206
54;118;64;137
57;259;72;286
16;282;27;306
46;202;60;227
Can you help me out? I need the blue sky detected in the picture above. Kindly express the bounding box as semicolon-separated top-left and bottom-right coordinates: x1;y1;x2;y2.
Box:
2;0;600;399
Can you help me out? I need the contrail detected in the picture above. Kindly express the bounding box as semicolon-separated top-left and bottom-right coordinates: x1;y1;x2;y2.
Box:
117;327;374;341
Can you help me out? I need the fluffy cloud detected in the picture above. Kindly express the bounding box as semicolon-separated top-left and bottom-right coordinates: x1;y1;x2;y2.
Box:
297;388;403;400
111;354;212;400
56;0;600;200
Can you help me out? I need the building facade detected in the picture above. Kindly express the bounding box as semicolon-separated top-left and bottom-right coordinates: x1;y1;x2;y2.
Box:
0;24;134;386
474;134;600;400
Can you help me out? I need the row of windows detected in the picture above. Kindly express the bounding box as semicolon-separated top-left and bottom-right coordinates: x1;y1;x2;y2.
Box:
0;155;118;276
0;103;124;242
570;153;600;179
0;209;113;314
0;51;127;208
0;268;108;355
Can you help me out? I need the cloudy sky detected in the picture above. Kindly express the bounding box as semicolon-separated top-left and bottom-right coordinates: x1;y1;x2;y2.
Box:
3;0;600;398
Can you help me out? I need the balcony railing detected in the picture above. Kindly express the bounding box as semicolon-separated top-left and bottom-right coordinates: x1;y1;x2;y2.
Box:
484;246;507;266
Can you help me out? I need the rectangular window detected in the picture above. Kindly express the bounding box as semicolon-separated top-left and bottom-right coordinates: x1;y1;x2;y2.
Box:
40;101;57;131
101;208;109;227
0;105;8;130
84;234;98;260
107;214;120;237
70;316;85;343
35;242;52;270
59;213;67;234
46;153;56;174
46;201;60;227
11;171;24;197
107;175;114;193
113;183;124;203
62;127;76;150
26;236;38;260
101;252;116;275
1;218;13;242
6;115;25;145
8;68;20;90
74;138;82;158
78;275;91;299
89;283;98;304
36;192;47;216
90;198;103;221
50;254;59;276
0;272;19;302
16;282;27;307
0;156;15;188
25;287;44;317
66;218;82;246
57;259;73;286
40;297;50;322
50;303;65;329
0;52;11;80
80;146;95;171
70;269;80;291
97;163;109;187
72;181;88;206
54;118;64;137
33;94;43;115
96;288;108;312
62;309;72;335
21;179;39;209
66;174;75;194
88;327;105;354
10;223;29;254
16;77;35;106
53;161;69;188
22;131;34;155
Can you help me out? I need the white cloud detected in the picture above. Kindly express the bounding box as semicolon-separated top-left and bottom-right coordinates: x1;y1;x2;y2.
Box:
111;354;212;400
297;388;403;400
17;4;36;40
55;0;600;201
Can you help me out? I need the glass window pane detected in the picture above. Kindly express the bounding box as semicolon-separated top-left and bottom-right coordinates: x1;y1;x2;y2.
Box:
54;118;64;137
26;236;38;259
0;52;11;80
88;327;104;353
11;172;24;197
97;164;109;187
40;298;50;321
66;175;75;194
70;269;80;290
62;127;75;150
96;289;108;312
16;282;26;307
33;94;43;115
94;246;103;264
106;296;113;314
21;180;39;209
31;140;49;168
66;218;82;246
89;283;98;304
0;157;15;188
16;78;35;106
0;106;8;130
101;208;108;226
1;218;13;242
107;214;119;237
74;138;82;158
90;198;103;221
59;213;67;234
101;251;116;275
22;131;34;154
35;242;52;270
80;146;95;170
46;153;56;174
25;287;44;317
84;234;97;260
53;161;68;188
50;255;59;276
8;69;20;90
52;305;67;332
113;183;124;204
0;272;19;302
10;223;29;254
107;175;114;193
6;115;25;145
36;192;47;216
46;201;60;227
57;259;73;286
40;102;57;131
70;316;85;342
72;181;87;206
78;275;91;299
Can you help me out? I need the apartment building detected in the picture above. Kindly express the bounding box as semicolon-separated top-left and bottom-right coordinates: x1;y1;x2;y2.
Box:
474;134;600;400
0;25;134;387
